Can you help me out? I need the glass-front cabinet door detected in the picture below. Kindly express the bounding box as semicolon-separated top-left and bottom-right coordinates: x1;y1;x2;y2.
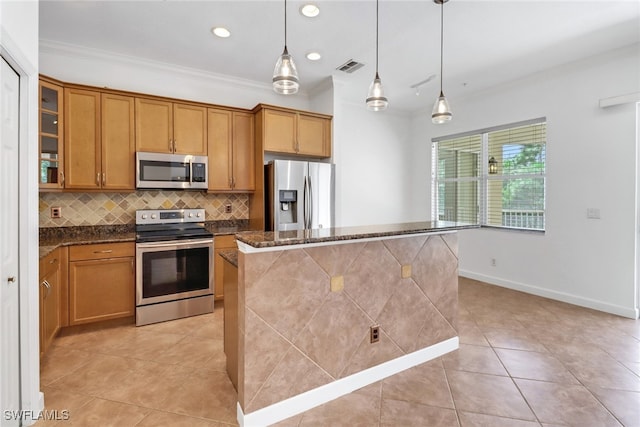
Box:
39;79;64;189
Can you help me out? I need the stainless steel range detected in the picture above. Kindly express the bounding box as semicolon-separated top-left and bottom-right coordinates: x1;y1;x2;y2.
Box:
135;208;214;326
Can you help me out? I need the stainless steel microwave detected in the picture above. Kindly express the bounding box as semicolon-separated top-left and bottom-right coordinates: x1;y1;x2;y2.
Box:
136;152;208;190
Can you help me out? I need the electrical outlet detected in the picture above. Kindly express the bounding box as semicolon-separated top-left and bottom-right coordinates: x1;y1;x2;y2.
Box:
490;258;497;267
51;207;62;218
370;326;380;343
224;204;232;214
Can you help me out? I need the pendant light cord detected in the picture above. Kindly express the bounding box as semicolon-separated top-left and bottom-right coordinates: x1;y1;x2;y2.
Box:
284;0;288;48
439;0;444;94
375;0;379;74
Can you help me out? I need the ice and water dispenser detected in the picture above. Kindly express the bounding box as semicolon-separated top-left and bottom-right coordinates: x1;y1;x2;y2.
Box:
278;189;298;226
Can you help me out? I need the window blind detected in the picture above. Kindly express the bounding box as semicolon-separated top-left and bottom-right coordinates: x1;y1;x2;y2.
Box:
435;135;482;224
487;123;546;230
433;120;546;231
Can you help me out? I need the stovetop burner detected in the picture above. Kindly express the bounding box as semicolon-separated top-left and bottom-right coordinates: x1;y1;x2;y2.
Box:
135;209;213;243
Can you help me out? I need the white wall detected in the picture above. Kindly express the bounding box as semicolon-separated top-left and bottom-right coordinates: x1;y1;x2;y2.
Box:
412;44;640;318
332;78;416;227
39;40;312;112
1;0;43;422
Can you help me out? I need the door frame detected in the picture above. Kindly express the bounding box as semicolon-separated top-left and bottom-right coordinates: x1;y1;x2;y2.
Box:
1;29;43;424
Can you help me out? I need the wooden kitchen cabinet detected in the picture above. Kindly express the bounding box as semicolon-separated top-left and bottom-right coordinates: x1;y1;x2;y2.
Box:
135;98;207;155
39;247;68;357
255;105;332;158
297;113;331;157
39;78;65;190
222;256;238;391
101;93;136;190
64;89;135;190
64;88;101;190
68;242;135;325
208;108;255;192
214;235;236;300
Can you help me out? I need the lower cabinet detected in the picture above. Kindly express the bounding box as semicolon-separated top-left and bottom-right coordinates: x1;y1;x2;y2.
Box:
214;235;236;301
68;242;135;325
223;256;238;391
39;247;68;357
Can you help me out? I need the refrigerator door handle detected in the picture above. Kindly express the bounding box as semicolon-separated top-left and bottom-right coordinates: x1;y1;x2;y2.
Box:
303;175;308;229
308;176;313;229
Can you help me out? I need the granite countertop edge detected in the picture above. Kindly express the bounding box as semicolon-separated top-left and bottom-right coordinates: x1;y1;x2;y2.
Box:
219;249;239;268
235;222;479;249
39;220;252;259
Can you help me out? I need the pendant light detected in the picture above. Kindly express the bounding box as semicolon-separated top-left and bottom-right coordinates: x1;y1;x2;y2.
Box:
432;0;452;124
273;0;299;95
366;0;388;111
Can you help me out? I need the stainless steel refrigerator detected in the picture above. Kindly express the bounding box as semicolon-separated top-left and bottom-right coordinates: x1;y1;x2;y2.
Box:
265;160;335;231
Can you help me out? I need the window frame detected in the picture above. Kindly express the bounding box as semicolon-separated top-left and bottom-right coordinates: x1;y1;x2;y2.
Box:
431;117;546;232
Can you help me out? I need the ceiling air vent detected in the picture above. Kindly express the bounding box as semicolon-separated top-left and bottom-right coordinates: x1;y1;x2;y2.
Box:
336;59;364;74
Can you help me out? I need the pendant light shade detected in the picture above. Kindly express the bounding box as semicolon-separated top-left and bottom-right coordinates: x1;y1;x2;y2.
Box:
366;0;388;111
273;0;299;95
432;0;451;124
432;91;452;123
366;72;388;111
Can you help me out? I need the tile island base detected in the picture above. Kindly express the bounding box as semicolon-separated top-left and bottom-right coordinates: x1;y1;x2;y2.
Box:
233;222;472;426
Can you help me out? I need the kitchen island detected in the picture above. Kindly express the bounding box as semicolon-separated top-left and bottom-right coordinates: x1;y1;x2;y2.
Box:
232;221;476;426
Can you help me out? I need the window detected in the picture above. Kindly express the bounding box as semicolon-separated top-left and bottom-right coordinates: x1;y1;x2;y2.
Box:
432;118;546;231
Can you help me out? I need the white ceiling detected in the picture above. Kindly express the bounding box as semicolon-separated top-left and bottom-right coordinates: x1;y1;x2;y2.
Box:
39;0;640;112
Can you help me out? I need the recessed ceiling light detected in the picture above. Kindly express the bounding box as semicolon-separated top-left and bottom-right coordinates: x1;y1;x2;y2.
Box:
211;27;231;38
306;52;322;61
300;4;320;18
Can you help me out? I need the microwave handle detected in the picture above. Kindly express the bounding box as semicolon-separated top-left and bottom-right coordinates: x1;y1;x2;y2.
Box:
189;159;193;185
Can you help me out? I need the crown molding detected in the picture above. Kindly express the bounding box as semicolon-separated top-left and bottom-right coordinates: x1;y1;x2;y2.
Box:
39;39;311;97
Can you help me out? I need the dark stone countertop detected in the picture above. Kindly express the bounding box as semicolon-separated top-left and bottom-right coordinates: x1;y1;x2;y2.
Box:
219;249;238;268
39;220;253;259
235;221;479;250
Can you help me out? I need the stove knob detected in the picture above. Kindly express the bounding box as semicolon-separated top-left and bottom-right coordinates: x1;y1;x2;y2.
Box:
196;212;202;218
141;214;147;219
188;212;194;218
151;214;157;219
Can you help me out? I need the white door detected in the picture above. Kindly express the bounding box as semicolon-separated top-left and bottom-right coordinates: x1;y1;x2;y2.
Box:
0;56;21;427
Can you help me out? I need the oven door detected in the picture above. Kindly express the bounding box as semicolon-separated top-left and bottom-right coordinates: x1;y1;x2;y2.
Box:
136;238;213;306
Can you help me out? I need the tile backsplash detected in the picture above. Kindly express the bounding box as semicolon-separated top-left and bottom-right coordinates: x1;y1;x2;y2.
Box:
39;191;249;228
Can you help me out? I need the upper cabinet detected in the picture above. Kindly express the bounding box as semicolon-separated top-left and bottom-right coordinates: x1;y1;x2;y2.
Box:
64;88;101;190
101;94;136;190
64;89;135;191
39;79;64;190
255;105;332;158
208;108;255;192
135;98;207;155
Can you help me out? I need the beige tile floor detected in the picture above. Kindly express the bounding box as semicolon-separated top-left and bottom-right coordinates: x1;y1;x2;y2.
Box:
37;278;640;426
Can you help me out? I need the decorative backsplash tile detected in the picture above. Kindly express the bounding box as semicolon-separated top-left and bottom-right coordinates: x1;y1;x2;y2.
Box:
39;191;249;227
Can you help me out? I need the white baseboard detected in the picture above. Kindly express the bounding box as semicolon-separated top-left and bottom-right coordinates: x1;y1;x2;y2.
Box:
460;270;639;319
237;337;459;427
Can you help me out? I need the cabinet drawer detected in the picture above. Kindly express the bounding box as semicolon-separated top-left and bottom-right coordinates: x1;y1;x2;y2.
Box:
70;242;134;261
40;249;61;277
215;234;236;249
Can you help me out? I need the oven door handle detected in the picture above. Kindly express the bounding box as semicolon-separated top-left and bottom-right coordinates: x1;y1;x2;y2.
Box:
136;238;213;250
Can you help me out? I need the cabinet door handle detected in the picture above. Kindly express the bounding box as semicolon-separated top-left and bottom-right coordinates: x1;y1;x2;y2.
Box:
93;250;113;254
7;276;16;283
173;139;177;152
49;258;57;265
231;177;235;188
96;173;101;186
169;139;173;152
59;171;65;186
102;173;106;185
42;280;51;299
131;258;134;274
